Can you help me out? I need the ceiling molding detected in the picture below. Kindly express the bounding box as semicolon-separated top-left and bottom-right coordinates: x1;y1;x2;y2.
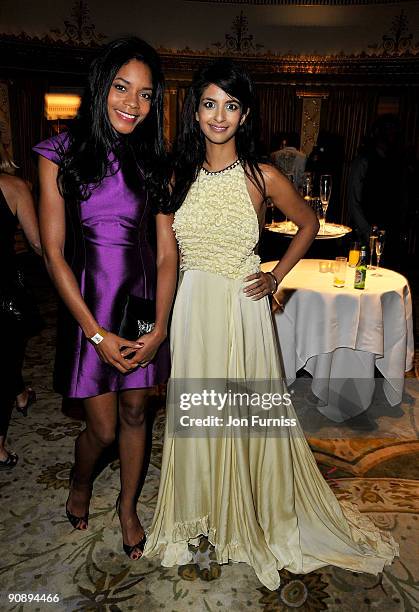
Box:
159;50;419;85
1;35;419;86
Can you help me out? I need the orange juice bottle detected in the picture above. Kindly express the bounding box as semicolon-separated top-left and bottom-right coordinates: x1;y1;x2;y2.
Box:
348;242;360;267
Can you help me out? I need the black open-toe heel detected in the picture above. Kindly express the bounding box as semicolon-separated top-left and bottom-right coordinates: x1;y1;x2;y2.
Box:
15;387;36;417
116;494;147;559
66;467;90;530
0;450;18;471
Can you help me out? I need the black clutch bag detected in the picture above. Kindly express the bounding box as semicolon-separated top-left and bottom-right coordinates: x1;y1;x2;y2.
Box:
118;294;156;341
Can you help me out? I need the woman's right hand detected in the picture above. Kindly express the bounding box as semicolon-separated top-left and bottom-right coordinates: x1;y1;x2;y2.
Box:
93;332;142;374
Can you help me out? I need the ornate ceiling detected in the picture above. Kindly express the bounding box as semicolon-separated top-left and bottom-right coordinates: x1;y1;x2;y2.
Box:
0;0;418;84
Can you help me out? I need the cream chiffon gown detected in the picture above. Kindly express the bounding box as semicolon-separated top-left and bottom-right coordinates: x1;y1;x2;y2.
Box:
143;161;398;590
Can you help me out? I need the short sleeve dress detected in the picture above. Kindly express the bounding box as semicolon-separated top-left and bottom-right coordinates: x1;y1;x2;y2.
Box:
33;133;169;398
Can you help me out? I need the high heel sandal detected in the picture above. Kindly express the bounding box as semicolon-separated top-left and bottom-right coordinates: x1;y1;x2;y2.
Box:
15;387;36;417
0;450;18;470
115;494;147;560
65;467;90;530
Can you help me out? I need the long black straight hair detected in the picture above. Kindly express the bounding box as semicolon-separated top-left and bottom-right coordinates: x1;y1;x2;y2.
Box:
170;59;266;212
57;37;170;212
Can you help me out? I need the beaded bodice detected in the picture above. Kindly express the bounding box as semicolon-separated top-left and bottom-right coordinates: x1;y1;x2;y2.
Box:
173;161;261;280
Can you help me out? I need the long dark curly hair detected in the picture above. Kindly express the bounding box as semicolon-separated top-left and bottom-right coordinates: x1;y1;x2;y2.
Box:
171;59;266;212
57;37;169;212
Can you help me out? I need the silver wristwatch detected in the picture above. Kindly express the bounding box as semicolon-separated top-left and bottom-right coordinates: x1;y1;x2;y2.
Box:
90;331;105;345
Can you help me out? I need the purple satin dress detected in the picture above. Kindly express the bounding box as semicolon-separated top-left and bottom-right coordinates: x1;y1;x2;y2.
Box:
33;133;169;398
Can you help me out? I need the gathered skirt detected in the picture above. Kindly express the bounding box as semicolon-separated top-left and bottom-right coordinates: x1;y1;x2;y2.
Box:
143;269;398;590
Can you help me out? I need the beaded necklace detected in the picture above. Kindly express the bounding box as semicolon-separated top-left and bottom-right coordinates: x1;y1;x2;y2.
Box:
201;159;240;176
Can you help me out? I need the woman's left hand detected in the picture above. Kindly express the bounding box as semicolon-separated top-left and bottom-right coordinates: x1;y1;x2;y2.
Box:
243;272;277;300
120;329;166;368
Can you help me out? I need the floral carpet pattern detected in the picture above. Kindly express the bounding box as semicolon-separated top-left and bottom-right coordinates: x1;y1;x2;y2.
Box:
0;267;418;611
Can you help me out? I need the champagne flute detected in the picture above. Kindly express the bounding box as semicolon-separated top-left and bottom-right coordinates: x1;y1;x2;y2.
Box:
368;225;378;269
371;230;385;276
301;172;312;200
320;174;332;234
368;236;376;269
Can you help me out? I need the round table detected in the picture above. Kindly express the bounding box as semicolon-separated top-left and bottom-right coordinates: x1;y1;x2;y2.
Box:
261;259;414;422
266;221;352;240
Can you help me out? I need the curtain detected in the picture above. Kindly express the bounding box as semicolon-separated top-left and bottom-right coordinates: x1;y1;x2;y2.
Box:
399;87;419;160
319;88;379;223
398;87;419;257
8;76;48;187
255;84;302;154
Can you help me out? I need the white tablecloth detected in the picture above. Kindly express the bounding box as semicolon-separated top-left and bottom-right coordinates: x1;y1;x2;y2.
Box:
261;259;414;422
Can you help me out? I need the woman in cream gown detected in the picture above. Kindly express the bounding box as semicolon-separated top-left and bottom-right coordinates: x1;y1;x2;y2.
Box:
143;60;398;590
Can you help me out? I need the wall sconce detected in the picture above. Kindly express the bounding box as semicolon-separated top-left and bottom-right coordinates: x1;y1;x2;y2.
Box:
44;93;82;132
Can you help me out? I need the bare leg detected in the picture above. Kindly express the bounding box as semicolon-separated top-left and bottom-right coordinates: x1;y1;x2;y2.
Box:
16;386;36;413
67;392;118;529
118;387;150;558
15;389;28;408
0;433;12;460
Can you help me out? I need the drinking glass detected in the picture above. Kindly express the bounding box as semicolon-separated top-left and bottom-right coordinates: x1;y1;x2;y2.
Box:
310;197;322;221
301;172;313;200
320;174;332;234
348;241;360;267
318;261;330;273
368;235;377;269
371;230;385;276
333;257;347;288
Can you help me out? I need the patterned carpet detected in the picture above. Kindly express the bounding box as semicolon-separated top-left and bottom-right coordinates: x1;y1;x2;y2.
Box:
0;259;418;612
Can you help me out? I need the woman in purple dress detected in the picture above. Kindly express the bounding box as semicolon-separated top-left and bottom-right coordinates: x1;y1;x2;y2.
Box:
34;38;178;559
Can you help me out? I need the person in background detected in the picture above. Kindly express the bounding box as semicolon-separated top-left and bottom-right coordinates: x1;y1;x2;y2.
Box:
305;130;343;221
0;142;42;469
271;131;306;190
347;114;402;250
